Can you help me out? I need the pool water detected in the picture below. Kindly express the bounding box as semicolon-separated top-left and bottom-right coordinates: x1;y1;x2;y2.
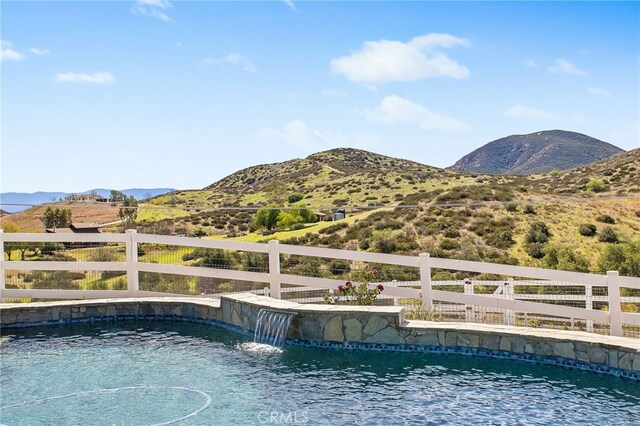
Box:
1;320;639;425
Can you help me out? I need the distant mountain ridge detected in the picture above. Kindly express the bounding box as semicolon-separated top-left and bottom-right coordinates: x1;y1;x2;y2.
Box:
0;188;174;214
449;130;624;175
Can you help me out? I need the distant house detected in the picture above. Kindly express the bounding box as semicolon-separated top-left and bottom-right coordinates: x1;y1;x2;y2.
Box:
45;222;103;247
45;222;102;234
65;193;102;202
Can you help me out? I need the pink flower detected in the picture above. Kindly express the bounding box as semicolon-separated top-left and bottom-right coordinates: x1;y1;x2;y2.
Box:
345;281;353;287
338;285;345;292
372;268;379;276
377;284;384;292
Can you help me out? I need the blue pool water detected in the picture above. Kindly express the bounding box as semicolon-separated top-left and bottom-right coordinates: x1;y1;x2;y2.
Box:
1;320;639;425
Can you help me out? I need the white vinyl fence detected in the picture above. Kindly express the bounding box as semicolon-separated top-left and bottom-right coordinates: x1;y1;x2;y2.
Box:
1;230;639;338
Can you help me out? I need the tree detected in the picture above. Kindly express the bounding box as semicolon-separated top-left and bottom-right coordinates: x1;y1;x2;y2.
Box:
276;211;305;230
42;207;72;229
119;195;139;230
110;190;124;201
2;221;20;260
254;205;280;231
598;242;640;276
543;244;590;272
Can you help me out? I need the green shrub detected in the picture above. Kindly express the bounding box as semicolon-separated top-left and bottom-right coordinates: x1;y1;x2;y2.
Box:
443;229;460;238
585;179;606;192
598;242;640;276
523;205;536;215
599;226;619;243
505;204;518;212
287;193;304;204
527;243;546;259
578;224;597;237
543;245;590;272
318;222;348;235
596;214;615;224
440;238;461;251
525;221;551;244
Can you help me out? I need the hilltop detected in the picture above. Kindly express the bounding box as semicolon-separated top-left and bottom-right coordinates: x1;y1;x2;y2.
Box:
206;148;447;195
449;130;624;175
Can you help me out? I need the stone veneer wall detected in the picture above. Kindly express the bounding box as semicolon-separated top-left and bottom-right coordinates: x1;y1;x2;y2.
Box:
1;294;639;379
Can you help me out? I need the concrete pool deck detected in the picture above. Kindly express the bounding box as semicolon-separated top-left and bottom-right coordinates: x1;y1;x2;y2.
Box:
1;294;639;379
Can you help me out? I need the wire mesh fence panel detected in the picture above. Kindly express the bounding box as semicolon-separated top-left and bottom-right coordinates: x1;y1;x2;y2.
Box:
5;270;126;291
3;242;125;263
137;244;270;273
621;285;640;338
195;277;268;296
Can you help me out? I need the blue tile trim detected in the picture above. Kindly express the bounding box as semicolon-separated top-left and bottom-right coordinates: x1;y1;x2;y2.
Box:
284;338;640;381
3;315;638;382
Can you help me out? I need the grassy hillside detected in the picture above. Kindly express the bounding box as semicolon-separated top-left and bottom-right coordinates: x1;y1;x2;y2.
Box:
3;148;639;276
0;203;120;232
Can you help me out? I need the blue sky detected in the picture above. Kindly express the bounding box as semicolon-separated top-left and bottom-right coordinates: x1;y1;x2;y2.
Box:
2;1;639;193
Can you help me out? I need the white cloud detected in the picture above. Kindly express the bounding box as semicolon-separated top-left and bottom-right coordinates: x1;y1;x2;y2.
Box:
131;0;173;22
1;40;26;62
29;48;50;56
330;33;470;85
55;72;115;84
256;120;373;151
587;86;612;97
203;54;257;73
524;58;537;68
360;95;470;133
283;0;296;11
548;58;586;76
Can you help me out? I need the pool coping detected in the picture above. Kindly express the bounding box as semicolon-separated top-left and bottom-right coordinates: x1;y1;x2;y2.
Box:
1;295;639;380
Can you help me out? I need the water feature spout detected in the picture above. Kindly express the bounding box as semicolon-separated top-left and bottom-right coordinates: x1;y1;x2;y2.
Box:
254;309;295;347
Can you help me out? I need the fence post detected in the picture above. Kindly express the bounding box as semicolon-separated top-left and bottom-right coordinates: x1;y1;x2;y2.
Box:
0;229;4;301
126;230;139;297
505;278;515;326
607;271;623;337
464;278;474;322
419;253;432;310
392;279;398;306
268;240;281;299
585;284;593;333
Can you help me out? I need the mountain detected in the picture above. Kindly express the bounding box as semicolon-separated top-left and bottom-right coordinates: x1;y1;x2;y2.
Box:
0;192;69;214
449;130;624;175
0;188;174;214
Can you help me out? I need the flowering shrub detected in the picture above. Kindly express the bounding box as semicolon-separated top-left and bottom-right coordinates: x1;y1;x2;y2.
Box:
323;266;384;306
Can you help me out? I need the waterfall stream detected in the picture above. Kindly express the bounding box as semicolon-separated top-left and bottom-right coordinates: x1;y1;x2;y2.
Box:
253;309;294;348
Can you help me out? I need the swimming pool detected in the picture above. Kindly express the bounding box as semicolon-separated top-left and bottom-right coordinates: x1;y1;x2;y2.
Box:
1;320;639;425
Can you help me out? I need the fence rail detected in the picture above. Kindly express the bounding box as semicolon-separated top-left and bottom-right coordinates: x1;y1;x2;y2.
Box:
1;230;639;338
